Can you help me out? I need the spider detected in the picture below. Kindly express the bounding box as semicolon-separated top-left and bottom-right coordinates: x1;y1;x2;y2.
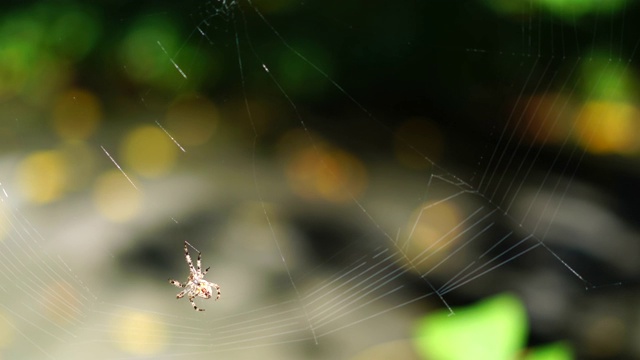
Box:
168;241;221;311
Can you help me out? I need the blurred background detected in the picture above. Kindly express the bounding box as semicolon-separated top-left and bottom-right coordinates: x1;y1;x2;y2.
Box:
0;0;639;359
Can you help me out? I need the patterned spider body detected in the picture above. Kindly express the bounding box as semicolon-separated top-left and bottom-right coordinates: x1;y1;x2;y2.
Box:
169;241;221;311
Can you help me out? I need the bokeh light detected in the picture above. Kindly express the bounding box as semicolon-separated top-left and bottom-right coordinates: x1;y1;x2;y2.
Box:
0;2;98;105
93;170;141;222
513;52;640;157
52;88;102;141
536;0;627;18
280;130;367;203
0;0;638;358
118;16;182;87
121;125;178;178
274;43;333;99
414;294;527;360
47;5;100;61
16;150;69;204
402;200;463;273
580;55;638;101
112;311;167;355
484;0;628;18
165;93;218;147
574;100;640;155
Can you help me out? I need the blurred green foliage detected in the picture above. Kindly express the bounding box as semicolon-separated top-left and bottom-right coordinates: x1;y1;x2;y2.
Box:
0;2;99;103
484;0;627;18
413;294;573;360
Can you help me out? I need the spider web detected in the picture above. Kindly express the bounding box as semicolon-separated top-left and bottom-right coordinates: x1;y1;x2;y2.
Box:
0;0;638;359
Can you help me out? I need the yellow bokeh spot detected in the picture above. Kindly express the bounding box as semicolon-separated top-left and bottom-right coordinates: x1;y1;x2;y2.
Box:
0;310;15;348
402;201;462;272
112;311;166;355
282;132;367;203
574;101;640;155
16;150;68;203
93;170;141;222
166;94;218;146
52;88;101;140
394;117;443;170
121;125;178;178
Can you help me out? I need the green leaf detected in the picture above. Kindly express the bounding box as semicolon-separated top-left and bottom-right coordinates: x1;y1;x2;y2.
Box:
413;294;528;360
524;342;574;360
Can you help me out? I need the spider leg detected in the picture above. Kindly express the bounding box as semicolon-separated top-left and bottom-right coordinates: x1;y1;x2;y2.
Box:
196;249;203;273
202;266;210;275
168;279;185;288
211;282;221;300
184;241;196;273
176;289;187;299
189;296;205;311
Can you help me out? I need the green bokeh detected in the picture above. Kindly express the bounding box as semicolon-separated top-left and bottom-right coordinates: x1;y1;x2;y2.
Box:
535;0;627;17
48;6;100;61
0;2;99;102
119;16;182;88
484;0;628;19
274;42;333;99
580;53;639;101
524;342;574;360
414;294;527;360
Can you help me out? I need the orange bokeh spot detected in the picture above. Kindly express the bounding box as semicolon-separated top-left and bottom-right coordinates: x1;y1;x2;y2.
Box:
281;130;367;203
